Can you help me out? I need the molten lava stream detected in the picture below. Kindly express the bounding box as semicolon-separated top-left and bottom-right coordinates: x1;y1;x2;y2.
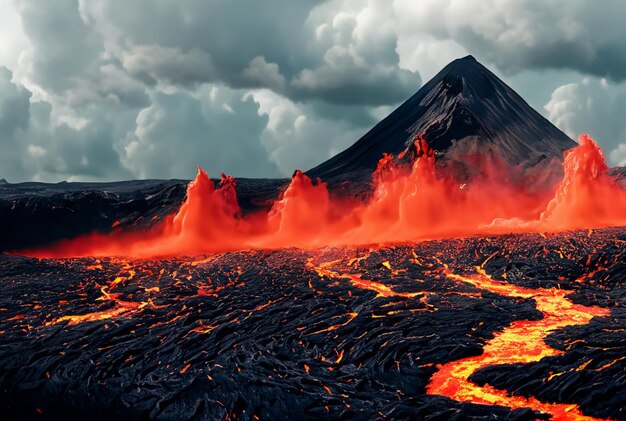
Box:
427;267;610;420
44;263;159;326
306;257;422;298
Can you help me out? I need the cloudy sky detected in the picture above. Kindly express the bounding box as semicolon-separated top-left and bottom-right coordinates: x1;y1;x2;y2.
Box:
1;0;626;182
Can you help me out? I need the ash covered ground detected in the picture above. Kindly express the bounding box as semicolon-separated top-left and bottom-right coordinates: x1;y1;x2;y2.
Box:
1;228;624;420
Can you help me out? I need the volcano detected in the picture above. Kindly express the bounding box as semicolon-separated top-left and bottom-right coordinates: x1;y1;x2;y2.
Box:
308;55;576;180
2;57;626;421
0;56;583;252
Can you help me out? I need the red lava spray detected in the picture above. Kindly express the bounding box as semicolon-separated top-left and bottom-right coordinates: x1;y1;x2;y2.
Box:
27;134;626;258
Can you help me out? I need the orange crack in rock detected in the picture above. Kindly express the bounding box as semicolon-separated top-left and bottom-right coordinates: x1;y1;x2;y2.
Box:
306;257;421;299
427;265;610;421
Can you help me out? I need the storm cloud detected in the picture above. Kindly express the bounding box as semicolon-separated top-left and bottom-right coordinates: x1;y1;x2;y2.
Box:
1;0;625;181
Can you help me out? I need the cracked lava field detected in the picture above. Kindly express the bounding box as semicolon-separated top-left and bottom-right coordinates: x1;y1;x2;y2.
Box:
1;228;625;420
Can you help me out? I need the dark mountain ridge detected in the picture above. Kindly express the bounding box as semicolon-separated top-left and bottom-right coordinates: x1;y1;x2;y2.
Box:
307;55;576;179
0;178;287;251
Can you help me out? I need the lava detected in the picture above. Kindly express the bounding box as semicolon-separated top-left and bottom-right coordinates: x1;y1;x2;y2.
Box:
491;134;626;232
44;261;163;326
25;134;626;260
2;229;623;419
427;263;610;420
306;257;422;299
307;250;613;419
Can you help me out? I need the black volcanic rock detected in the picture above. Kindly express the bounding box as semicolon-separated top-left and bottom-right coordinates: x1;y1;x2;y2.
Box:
1;228;624;420
0;178;287;252
0;179;187;252
609;166;626;186
307;55;576;179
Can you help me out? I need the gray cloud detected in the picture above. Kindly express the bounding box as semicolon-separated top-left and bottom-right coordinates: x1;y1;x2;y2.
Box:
242;57;287;92
2;0;626;182
1;0;421;182
0;66;31;180
249;90;372;174
121;45;217;88
0;66;131;182
392;0;626;81
545;77;626;165
17;0;103;95
79;0;420;106
122;86;281;179
0;67;30;134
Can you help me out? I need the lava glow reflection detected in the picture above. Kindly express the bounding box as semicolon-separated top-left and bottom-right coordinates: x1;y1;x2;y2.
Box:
27;134;626;260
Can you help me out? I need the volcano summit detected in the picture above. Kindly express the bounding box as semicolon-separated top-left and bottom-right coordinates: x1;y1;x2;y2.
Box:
0;55;614;253
308;55;576;180
1;57;625;420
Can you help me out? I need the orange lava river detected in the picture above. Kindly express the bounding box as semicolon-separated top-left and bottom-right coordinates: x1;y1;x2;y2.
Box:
427;264;611;420
304;252;612;420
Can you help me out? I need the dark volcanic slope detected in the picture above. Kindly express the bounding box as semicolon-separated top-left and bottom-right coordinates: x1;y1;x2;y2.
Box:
0;179;186;252
307;56;576;179
0;178;287;252
1;228;625;420
609;166;626;185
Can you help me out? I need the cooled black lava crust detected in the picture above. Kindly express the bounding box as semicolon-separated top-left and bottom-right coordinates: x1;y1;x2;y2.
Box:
1;228;624;420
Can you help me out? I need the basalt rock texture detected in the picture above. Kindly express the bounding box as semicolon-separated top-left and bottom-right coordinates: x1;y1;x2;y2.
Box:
1;228;624;420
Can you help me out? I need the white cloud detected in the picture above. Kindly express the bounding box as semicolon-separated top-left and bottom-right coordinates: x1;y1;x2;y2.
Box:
0;0;29;78
27;144;47;157
249;89;369;174
610;144;626;167
545;76;626;166
2;0;626;183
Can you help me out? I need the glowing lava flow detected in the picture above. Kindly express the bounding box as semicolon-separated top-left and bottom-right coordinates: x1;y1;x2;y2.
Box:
25;134;626;258
427;265;610;420
306;257;422;299
45;262;162;326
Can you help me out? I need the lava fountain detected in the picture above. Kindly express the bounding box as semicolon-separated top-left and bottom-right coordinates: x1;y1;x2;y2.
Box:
25;134;626;258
